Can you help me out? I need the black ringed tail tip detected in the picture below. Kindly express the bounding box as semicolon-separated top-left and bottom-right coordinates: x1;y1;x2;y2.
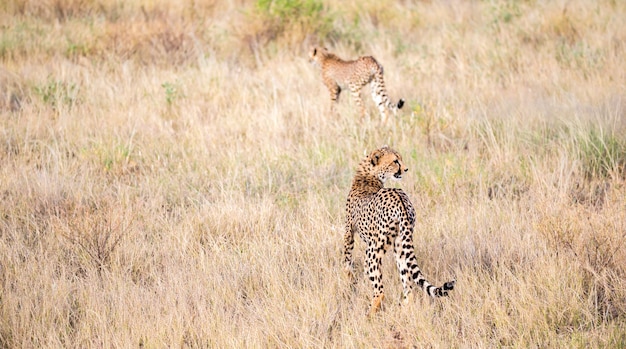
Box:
443;280;455;290
397;99;405;109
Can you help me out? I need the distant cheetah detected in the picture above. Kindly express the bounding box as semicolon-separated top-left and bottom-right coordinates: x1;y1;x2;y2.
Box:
309;47;404;124
343;146;455;316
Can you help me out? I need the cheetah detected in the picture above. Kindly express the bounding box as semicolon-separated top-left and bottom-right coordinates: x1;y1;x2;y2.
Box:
343;146;455;316
309;47;404;124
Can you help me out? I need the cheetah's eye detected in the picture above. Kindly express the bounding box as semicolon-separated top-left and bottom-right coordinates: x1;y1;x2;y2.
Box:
394;159;400;165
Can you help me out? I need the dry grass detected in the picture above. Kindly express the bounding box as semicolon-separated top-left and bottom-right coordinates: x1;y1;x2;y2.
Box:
1;0;626;347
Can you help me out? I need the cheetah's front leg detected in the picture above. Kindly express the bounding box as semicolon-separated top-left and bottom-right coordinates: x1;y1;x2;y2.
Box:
326;82;341;115
342;225;355;281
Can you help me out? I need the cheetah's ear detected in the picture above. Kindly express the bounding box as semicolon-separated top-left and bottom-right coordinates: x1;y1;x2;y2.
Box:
370;149;383;166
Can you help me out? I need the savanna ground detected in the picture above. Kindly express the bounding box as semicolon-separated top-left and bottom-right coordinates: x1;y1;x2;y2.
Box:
1;0;626;347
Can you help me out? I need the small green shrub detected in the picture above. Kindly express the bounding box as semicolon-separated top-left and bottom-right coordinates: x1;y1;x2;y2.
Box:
33;78;79;110
252;0;336;45
162;81;181;106
488;0;522;29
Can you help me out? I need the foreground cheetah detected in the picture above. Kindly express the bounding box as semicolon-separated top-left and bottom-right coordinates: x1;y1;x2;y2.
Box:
343;146;455;316
309;47;404;124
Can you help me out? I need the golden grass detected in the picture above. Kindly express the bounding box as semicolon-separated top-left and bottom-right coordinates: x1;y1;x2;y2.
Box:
1;0;626;347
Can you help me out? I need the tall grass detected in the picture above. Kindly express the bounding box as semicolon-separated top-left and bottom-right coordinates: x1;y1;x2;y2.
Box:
1;0;626;347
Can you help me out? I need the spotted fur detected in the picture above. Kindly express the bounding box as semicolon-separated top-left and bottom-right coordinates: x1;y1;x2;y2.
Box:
309;47;404;124
343;146;455;316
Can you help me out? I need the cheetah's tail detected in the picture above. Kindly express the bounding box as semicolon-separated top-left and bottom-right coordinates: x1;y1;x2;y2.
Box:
418;275;455;298
397;99;405;110
430;280;455;297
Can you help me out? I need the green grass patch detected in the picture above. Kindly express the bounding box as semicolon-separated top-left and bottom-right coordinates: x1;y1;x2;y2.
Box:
577;128;626;180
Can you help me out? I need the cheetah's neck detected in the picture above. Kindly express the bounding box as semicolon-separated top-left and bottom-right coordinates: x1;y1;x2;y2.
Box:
350;161;383;197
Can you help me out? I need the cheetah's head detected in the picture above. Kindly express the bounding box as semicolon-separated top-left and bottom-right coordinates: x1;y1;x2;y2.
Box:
308;46;328;66
368;146;408;183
